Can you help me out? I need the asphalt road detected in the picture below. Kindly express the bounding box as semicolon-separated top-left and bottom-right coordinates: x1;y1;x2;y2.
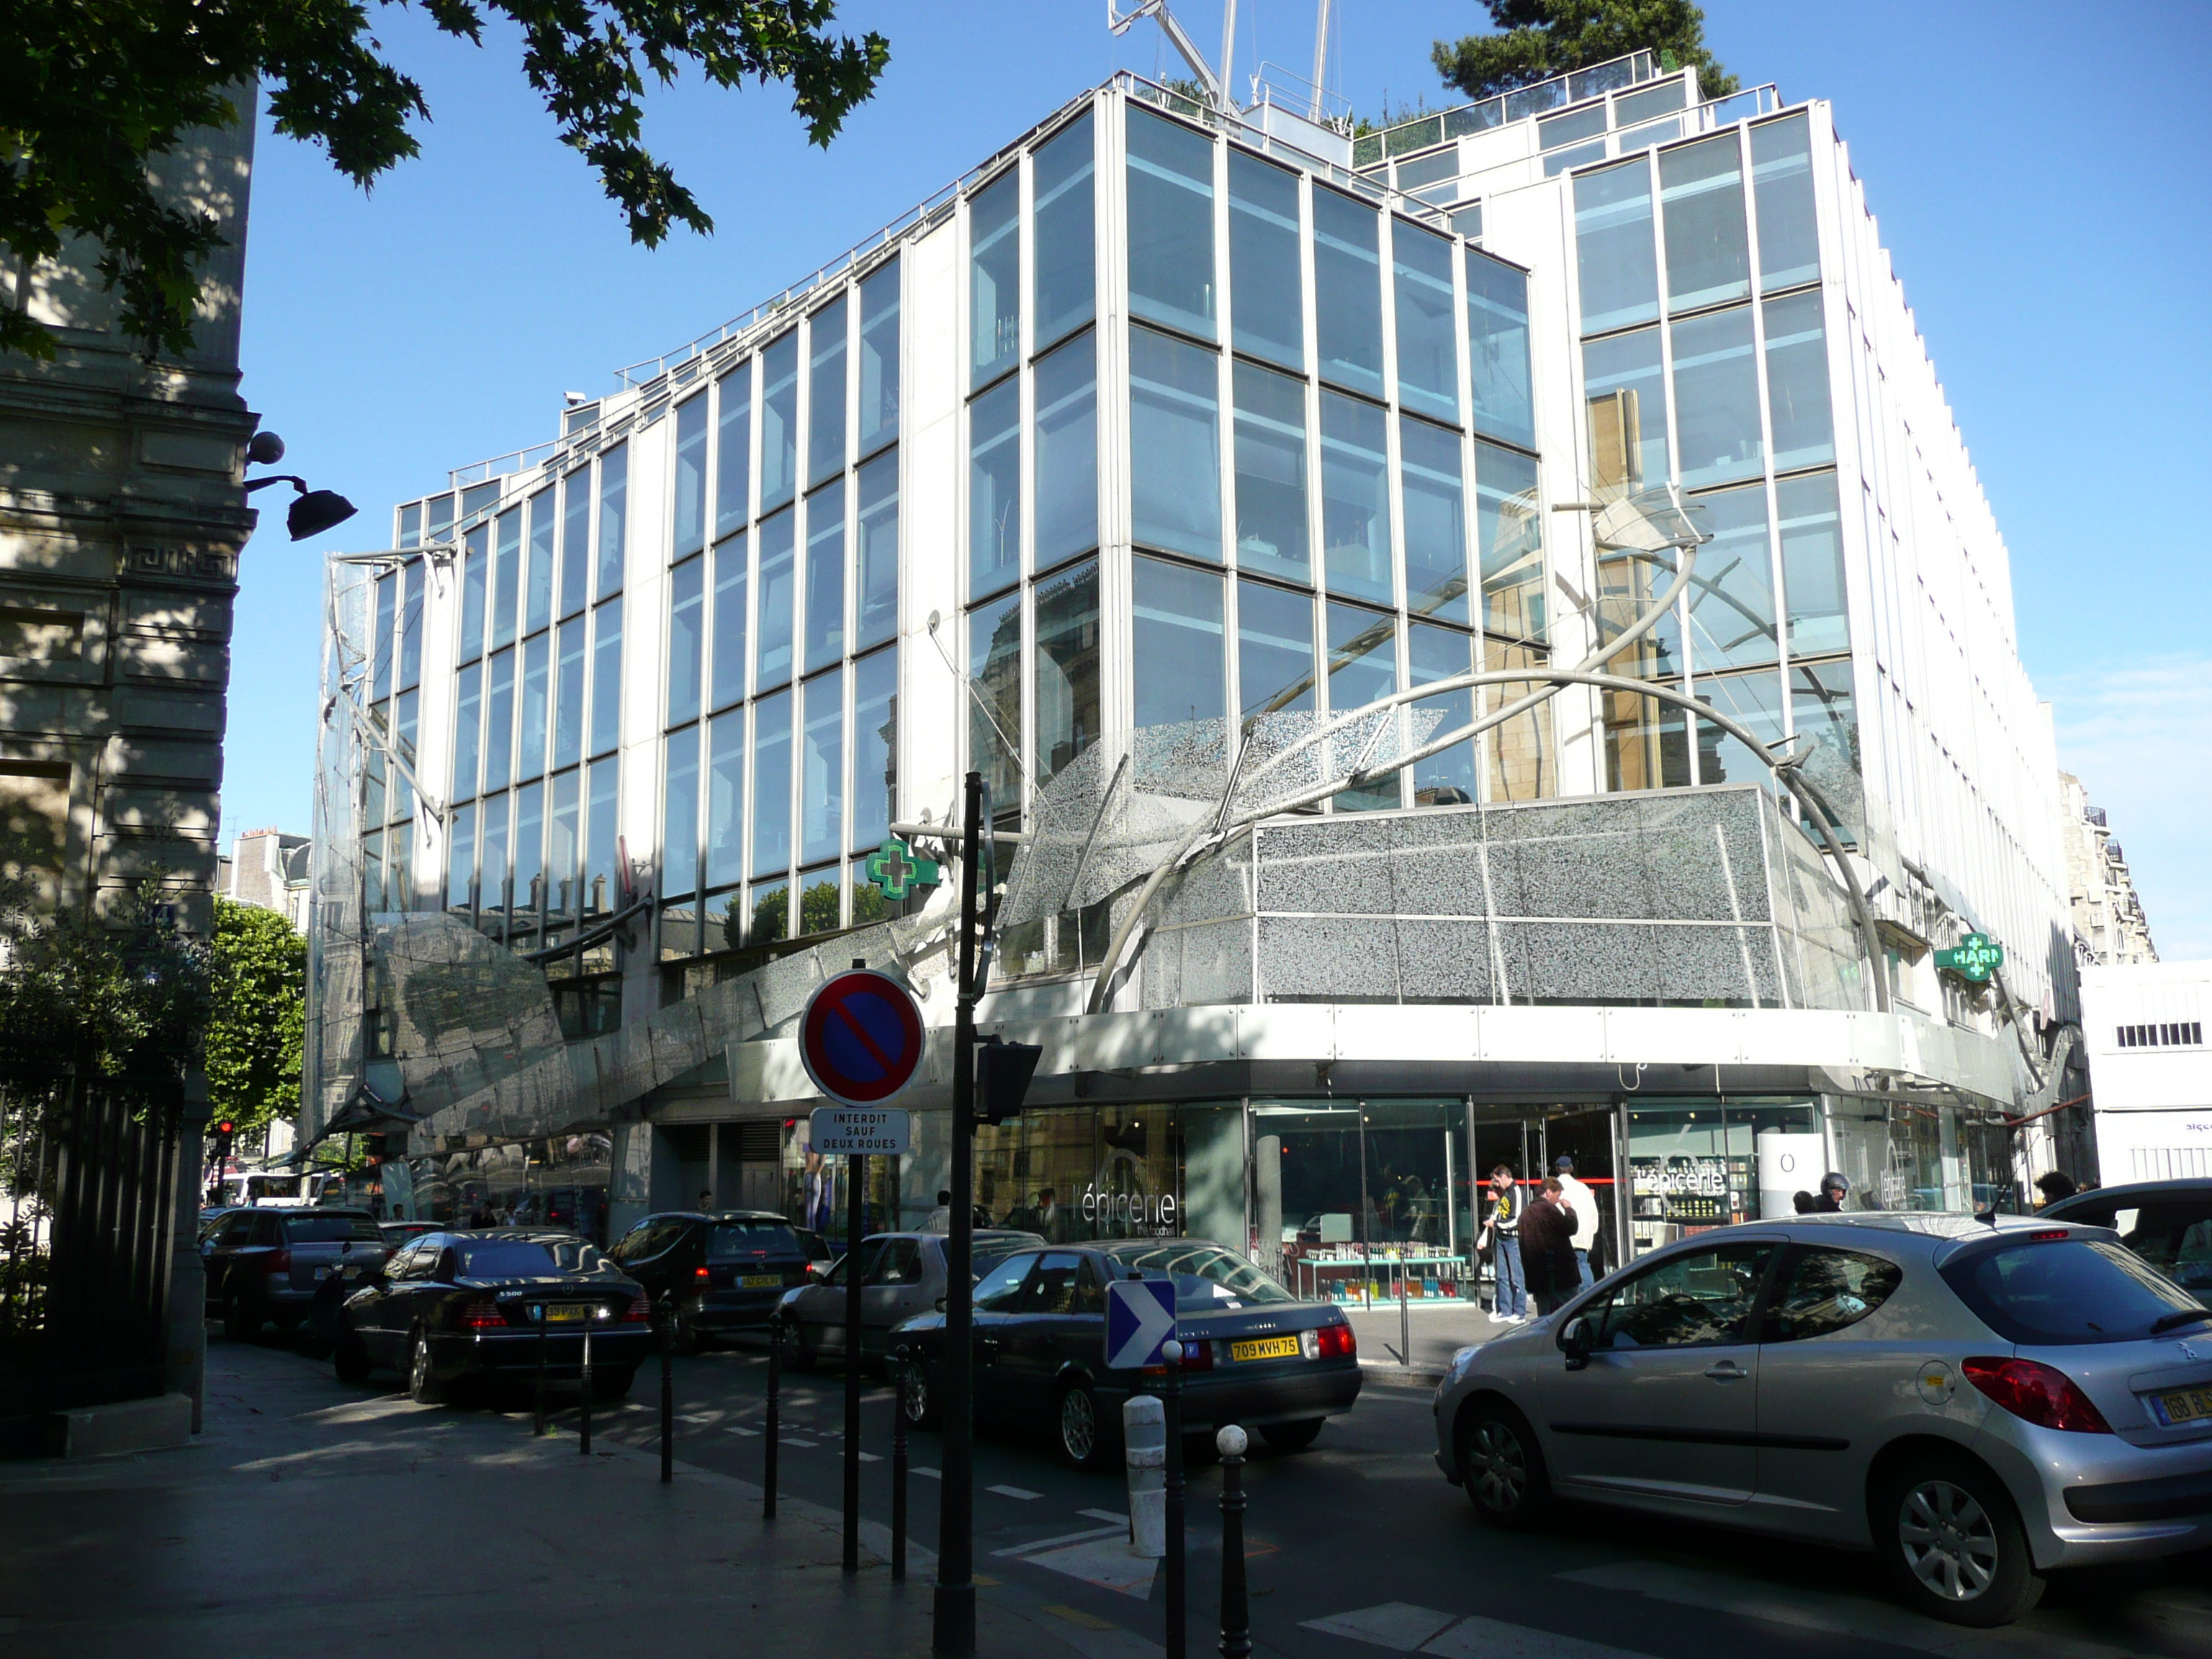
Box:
408;1334;2212;1659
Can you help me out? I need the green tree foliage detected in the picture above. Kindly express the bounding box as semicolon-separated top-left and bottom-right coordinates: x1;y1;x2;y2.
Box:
1432;1;1737;105
0;877;213;1077
0;0;891;361
204;896;307;1137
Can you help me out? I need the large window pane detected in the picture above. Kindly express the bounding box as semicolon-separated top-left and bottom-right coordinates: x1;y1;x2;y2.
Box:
801;669;845;863
1319;390;1390;604
1133;557;1223;729
559;469;590;618
1033;114;1094;350
971;171;1020;387
1686;481;1776;671
1574;160;1658;334
1671;305;1763;487
711;530;747;710
760;331;799;512
1410;622;1475;804
518;632;549;780
460;524;487;662
394;688;418;818
1465;251;1534;448
483;646;515;792
1583;325;1671;491
1230;150;1303;369
1313;187;1382;396
584;757;619;914
968;590;1023;809
1660;135;1750;313
859;260;900;453
589;597;622;757
1485;639;1556;803
1233;361;1308;585
664;724;701;898
856;451;898;650
446;799;475;913
1126;107;1215;340
525;488;555;635
751;689;792;877
1401;416;1468;623
716;364;751;540
1129;326;1220;561
1763;290;1835;471
553;617;585;769
398;561;424;688
804;482;845;673
1033;559;1100;785
1779;472;1848;657
1750;114;1819;292
705;709;745;889
513;777;545;922
1604;683;1689;791
371;574;395;703
1238;578;1316;724
1326;601;1400;811
596;444;627;598
1695;667;1786;789
755;508;795;689
1034;333;1097;568
1790;657;1859;790
667;555;704;724
1393;221;1459;423
674;392;709;557
1476;441;1545;642
451;661;482;799
969;377;1020;597
808;295;846;487
548;768;579;920
852;646;896;853
492;508;521;650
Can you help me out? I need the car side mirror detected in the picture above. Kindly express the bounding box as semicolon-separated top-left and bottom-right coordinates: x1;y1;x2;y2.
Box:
1558;1316;1593;1372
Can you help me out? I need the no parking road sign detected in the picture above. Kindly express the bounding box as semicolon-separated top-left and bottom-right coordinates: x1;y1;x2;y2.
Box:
1104;1277;1178;1370
799;968;927;1107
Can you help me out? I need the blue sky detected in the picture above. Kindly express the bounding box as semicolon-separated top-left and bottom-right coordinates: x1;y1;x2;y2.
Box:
230;1;2212;955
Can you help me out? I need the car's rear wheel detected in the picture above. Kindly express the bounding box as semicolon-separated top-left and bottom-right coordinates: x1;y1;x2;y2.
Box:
1876;1455;2044;1627
406;1328;446;1406
1055;1383;1112;1470
899;1362;940;1431
1458;1399;1550;1529
1260;1419;1323;1451
333;1327;372;1384
777;1315;814;1372
591;1365;637;1401
221;1295;261;1342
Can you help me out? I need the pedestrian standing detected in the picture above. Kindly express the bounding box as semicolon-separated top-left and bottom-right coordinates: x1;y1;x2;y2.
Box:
1479;1166;1525;1324
1519;1178;1581;1318
1554;1155;1601;1287
2034;1170;2077;1207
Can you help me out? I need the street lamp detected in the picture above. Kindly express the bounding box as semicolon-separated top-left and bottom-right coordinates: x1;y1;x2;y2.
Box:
242;429;358;541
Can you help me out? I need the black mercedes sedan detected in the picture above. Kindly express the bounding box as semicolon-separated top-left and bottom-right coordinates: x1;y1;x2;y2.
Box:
894;1238;1360;1468
331;1229;652;1404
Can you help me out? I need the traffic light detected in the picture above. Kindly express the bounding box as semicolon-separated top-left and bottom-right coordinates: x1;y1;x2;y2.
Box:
974;1035;1042;1128
211;1120;235;1168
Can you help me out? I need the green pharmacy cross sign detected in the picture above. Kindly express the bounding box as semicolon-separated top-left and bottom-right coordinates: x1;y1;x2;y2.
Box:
864;837;940;902
1933;932;2004;984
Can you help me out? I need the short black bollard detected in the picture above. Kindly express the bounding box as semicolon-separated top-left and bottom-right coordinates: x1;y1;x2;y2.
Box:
533;1313;549;1436
579;1323;593;1455
890;1343;909;1582
1162;1339;1186;1659
658;1291;675;1484
763;1326;781;1520
1215;1425;1251;1659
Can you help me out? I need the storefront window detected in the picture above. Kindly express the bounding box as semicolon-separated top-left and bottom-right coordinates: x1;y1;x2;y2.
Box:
1626;1098;1820;1257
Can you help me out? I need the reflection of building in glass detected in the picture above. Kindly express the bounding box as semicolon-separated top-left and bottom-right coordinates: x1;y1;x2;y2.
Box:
310;53;2090;1282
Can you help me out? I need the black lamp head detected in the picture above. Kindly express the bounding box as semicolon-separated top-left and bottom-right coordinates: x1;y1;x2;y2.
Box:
287;488;358;542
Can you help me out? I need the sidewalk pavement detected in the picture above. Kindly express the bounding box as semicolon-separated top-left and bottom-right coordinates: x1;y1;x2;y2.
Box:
0;1339;1193;1659
1341;1295;1529;1385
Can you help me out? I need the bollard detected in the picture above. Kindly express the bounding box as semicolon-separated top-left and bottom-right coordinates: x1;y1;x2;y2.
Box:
1215;1426;1251;1659
534;1313;549;1436
764;1327;781;1520
891;1344;910;1583
1399;1263;1411;1369
1122;1394;1166;1558
1161;1339;1187;1659
658;1291;675;1484
579;1323;593;1454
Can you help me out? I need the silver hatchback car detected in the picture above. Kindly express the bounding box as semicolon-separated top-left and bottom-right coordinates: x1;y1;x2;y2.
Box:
1431;1213;2212;1627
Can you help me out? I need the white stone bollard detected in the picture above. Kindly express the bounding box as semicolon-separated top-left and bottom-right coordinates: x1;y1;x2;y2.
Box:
1123;1393;1166;1558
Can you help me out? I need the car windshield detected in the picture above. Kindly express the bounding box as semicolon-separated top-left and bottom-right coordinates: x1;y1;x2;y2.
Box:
1943;1238;2206;1344
284;1215;382;1244
1099;1241;1294;1308
709;1221;800;1256
460;1239;608;1278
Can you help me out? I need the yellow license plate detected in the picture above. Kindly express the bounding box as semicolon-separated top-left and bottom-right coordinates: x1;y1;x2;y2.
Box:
2155;1385;2212;1426
1230;1336;1300;1363
541;1303;590;1323
741;1274;782;1289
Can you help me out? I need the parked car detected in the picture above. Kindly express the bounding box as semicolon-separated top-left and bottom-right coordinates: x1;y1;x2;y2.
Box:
1431;1213;2212;1627
794;1227;835;1278
2041;1178;2212;1305
606;1210;815;1351
894;1238;1360;1469
775;1230;1046;1370
380;1220;445;1246
332;1228;651;1403
203;1207;389;1339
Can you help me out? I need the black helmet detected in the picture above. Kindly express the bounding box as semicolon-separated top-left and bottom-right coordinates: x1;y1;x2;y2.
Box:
1820;1172;1848;1194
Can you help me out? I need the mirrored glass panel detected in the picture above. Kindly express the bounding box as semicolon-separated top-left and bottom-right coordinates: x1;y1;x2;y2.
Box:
1660;135;1750;313
518;632;549;778
1233;360;1309;585
446;800;475;912
1238;578;1316;724
804;482;845;673
1778;471;1847;656
1671;305;1763;487
711;529;747;710
1409;622;1475;804
513;778;545;924
705;709;745;889
1763;290;1834;471
664;724;701;899
553;617;585;769
1126;107;1215;340
755;508;795;689
584;757;619;914
548;768;578;920
595;444;627;599
801;669;845;863
1695;667;1785;790
451;661;482;800
667;554;704;724
971;171;1021;387
856;451;898;650
1313;187;1383;396
1229;150;1303;369
1133;556;1224;729
559;469;590;618
526;489;555;635
1033;113;1094;351
1130;326;1221;561
460;524;487;662
491;509;521;650
1034;558;1100;785
484;647;515;792
808;296;847;487
1750;115;1819;292
1035;331;1097;568
1574;160;1658;334
716;364;751;541
1401;415;1469;624
1326;601;1401;811
674;393;709;557
588;597;621;757
970;377;1021;597
1394;221;1459;423
852;645;896;853
1475;441;1545;642
968;590;1022;809
1583;325;1670;493
1465;251;1534;449
751;689;792;878
859;260;900;454
1685;481;1776;670
760;332;799;512
1319;391;1390;605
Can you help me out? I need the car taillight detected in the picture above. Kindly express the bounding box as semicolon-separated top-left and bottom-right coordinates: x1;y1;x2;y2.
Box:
459;1298;507;1331
1179;1341;1213;1371
1314;1323;1356;1360
267;1249;292;1275
695;1266;711;1281
1963;1356;2112;1434
623;1295;650;1323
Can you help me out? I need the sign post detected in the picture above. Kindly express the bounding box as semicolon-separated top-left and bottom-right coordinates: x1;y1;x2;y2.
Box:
799;963;925;1581
935;771;984;1658
1105;1278;1183;1659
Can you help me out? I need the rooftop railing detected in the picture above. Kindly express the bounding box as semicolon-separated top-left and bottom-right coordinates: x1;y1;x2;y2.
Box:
1352;49;1660;168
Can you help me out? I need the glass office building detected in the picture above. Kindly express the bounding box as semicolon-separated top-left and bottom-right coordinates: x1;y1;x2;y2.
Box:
310;59;2075;1280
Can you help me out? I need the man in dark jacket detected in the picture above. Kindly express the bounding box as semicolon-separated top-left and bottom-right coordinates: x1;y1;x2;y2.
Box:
1519;1177;1581;1316
1811;1172;1848;1213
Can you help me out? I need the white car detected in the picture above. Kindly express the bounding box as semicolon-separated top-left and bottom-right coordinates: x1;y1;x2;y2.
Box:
1431;1213;2212;1627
